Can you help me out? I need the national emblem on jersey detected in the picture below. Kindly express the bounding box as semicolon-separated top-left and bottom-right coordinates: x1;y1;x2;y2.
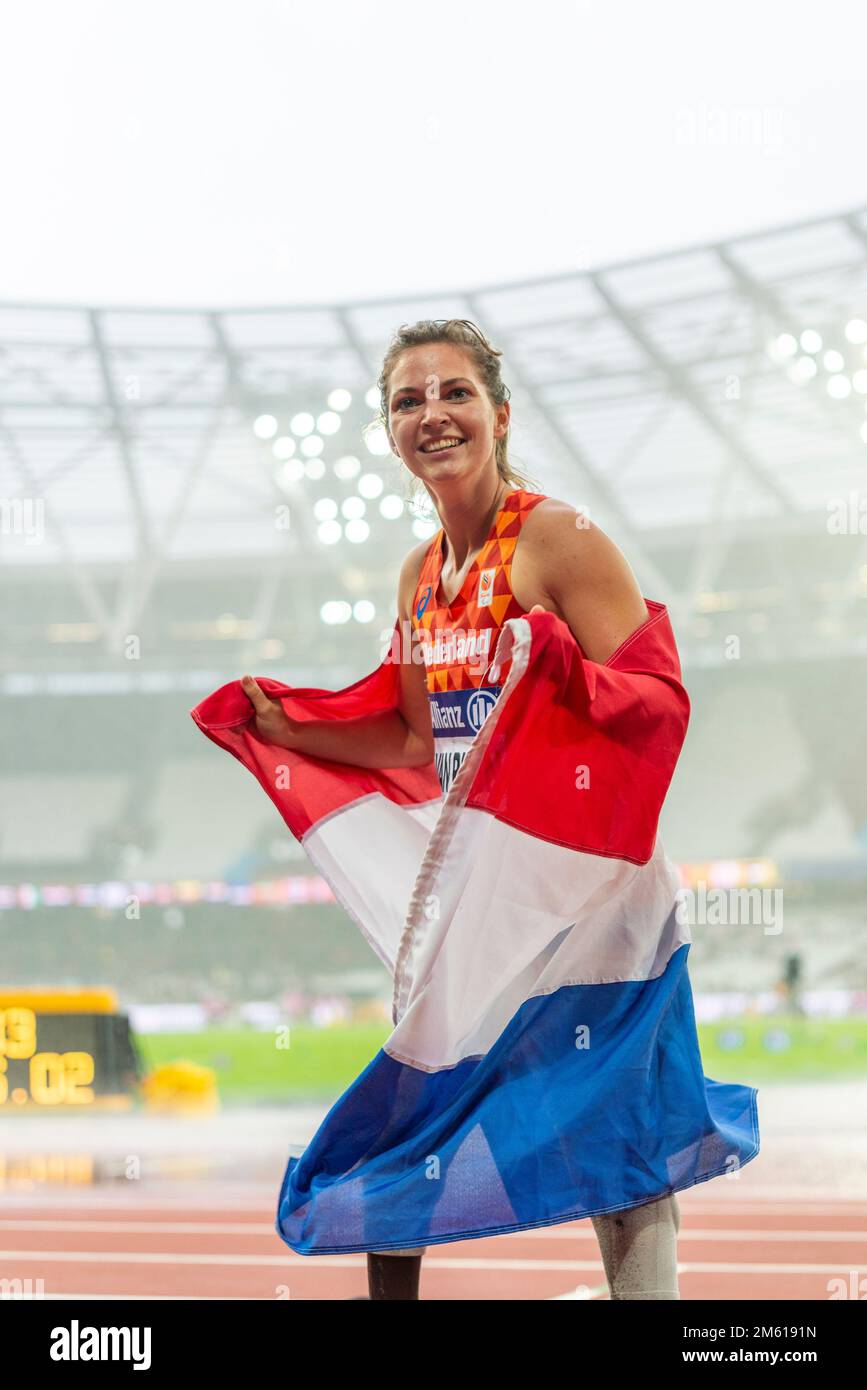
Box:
477;567;496;607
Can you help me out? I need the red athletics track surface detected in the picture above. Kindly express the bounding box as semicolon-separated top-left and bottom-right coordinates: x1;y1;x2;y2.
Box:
1;1187;865;1300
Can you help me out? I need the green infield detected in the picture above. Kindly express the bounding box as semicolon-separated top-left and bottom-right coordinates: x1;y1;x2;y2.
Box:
699;1013;867;1083
134;1015;867;1103
135;1022;389;1102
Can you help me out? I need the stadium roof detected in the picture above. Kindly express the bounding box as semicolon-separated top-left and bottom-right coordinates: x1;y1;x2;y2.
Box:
2;201;867;679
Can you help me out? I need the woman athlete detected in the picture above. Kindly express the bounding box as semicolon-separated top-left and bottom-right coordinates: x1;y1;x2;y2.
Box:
241;318;682;1301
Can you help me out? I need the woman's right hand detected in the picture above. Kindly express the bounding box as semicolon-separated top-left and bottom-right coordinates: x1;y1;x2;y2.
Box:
240;675;297;748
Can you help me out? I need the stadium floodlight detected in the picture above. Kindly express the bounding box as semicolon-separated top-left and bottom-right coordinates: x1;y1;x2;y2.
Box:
317;520;342;545
845;318;867;344
278;459;305;485
334;455;361;479
823;350;845;373
341;496;366;520
365;387;380;410
328;389;352;411
379;493;404;519
789;357;817;384
313;497;338;521
365;424;390;456
317;411;341;435
290;412;315;436
358;472;384;499
411;517;438;540
353;600;376;623
273;436;297;459
800;329;822;354
321;600;352;624
304;457;326;479
344;519;370;543
300;434;324;457
253;413;279;439
827;375;852;399
772;333;798;359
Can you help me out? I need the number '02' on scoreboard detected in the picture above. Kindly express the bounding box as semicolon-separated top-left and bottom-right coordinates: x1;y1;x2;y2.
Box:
0;1007;96;1106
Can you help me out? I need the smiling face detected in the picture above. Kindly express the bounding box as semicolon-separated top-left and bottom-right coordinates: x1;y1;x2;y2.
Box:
385;342;510;492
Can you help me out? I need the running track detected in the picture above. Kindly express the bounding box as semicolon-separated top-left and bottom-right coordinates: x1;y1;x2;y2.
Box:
1;1188;864;1299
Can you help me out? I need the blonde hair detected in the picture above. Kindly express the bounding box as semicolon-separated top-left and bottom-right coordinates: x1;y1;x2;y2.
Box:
369;318;541;512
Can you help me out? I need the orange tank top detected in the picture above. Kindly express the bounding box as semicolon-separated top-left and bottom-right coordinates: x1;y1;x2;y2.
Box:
410;487;548;793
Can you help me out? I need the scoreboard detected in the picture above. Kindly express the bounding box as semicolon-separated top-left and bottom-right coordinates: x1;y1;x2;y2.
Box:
0;990;143;1109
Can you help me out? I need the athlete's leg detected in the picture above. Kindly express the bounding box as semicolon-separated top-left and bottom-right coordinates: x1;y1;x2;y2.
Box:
358;1167;427;1296
366;1250;425;1300
369;1246;427;1255
590;1193;681;1300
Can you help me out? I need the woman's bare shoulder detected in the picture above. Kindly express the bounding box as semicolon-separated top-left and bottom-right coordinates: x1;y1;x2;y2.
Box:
518;494;600;562
517;495;650;660
524;493;588;525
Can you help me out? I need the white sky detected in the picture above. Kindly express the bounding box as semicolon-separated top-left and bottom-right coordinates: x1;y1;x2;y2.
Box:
1;0;864;307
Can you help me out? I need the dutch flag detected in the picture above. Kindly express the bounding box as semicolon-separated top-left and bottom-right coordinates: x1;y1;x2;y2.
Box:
191;604;760;1254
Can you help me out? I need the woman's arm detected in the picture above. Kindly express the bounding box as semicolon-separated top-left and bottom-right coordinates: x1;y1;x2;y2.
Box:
240;679;431;767
239;542;435;770
523;501;650;663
